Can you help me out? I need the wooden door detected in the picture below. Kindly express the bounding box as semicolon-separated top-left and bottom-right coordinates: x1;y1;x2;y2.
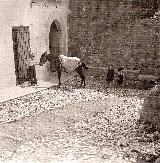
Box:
12;26;31;85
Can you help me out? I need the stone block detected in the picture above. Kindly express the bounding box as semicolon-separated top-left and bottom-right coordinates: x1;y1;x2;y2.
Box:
140;85;160;131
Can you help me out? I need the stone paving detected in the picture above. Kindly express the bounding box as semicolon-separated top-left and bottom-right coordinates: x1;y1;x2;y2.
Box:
0;86;144;163
0;76;158;163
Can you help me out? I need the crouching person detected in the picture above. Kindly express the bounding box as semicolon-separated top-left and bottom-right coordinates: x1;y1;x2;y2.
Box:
117;67;124;86
28;53;37;86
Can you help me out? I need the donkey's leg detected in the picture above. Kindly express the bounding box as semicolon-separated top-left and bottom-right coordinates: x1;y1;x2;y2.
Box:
75;66;85;87
82;73;85;87
80;73;85;87
57;68;62;88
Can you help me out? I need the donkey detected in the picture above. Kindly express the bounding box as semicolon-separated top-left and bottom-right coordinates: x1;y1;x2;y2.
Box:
39;51;89;87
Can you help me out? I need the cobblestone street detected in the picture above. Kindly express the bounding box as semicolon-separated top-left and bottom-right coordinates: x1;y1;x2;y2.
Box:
0;97;139;163
0;76;156;163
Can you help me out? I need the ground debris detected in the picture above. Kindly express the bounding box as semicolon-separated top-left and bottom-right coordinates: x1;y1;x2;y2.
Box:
0;76;159;163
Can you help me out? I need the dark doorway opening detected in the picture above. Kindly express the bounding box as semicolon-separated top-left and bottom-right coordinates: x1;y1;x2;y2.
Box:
49;21;61;72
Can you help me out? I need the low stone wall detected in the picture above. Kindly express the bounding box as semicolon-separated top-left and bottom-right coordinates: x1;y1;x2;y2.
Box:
123;70;140;81
86;67;107;79
86;67;157;89
124;72;158;89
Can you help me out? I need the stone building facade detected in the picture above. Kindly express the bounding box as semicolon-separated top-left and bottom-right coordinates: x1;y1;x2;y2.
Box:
0;0;69;89
68;0;160;75
1;0;160;89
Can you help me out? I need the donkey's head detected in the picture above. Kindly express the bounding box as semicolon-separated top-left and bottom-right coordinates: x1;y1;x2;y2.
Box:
39;51;48;66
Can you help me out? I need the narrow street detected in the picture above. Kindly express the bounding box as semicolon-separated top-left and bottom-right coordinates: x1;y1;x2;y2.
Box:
0;77;158;163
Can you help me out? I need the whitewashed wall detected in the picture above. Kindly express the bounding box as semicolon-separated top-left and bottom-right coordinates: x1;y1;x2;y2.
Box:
0;0;69;89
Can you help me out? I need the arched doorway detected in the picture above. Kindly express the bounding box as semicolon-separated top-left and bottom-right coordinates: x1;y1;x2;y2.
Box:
49;20;61;72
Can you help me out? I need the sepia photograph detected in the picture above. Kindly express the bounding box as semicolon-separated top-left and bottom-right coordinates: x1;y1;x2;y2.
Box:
0;0;160;162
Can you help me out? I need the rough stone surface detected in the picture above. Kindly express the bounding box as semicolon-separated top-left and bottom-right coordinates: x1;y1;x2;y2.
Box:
68;0;160;75
0;76;160;163
140;84;160;130
155;158;160;163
